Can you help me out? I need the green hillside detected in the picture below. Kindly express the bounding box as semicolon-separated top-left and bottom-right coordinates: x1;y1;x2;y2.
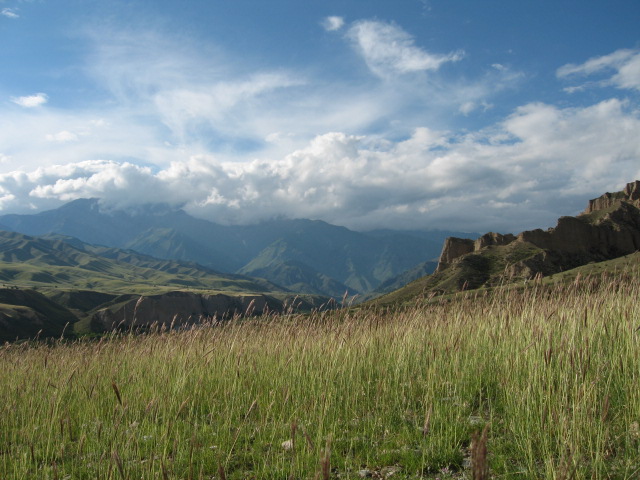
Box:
374;250;640;307
0;288;79;342
0;230;329;340
0;230;284;295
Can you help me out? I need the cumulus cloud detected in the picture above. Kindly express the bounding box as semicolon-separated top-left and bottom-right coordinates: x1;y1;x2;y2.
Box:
1;8;19;19
557;48;640;91
346;20;463;78
0;97;638;232
11;93;48;108
1;23;637;234
321;16;344;32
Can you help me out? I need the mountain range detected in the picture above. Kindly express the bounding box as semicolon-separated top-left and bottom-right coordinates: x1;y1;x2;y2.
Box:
1;181;640;341
0;199;475;298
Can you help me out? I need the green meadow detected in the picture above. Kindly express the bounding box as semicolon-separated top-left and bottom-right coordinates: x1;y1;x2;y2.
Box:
1;267;639;479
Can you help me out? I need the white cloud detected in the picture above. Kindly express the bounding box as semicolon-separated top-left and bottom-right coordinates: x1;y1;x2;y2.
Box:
46;131;79;143
11;93;48;108
557;48;640;91
1;8;19;19
459;102;476;116
153;72;305;143
0;105;166;172
0;98;638;233
346;20;463;78
53;21;517;166
459;101;493;116
0;26;637;234
321;16;344;32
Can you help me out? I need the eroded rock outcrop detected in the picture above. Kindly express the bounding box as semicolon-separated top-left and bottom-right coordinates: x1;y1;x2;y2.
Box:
584;180;640;214
91;291;276;331
436;233;516;272
435;237;474;273
474;232;516;251
434;180;640;289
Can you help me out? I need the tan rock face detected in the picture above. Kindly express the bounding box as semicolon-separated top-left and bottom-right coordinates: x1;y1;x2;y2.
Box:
625;180;640;200
584;180;640;214
92;291;272;331
436;237;474;272
435;180;640;288
474;232;516;250
436;233;516;272
519;203;640;258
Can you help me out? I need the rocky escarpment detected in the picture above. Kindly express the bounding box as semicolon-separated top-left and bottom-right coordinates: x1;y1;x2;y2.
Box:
584;180;640;213
91;291;278;332
435;232;516;273
433;180;640;290
436;237;475;273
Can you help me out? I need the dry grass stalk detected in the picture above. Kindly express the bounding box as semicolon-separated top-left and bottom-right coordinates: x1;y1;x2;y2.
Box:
217;464;227;480
601;394;610;422
471;423;490;480
291;420;298;451
422;404;433;436
112;451;125;479
160;459;169;480
321;452;331;480
111;381;123;407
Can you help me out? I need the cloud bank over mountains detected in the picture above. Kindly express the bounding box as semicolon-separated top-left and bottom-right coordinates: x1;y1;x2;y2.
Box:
1;8;639;233
1;95;638;232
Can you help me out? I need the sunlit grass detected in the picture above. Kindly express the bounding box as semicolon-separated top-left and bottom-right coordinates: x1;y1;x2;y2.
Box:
1;270;639;478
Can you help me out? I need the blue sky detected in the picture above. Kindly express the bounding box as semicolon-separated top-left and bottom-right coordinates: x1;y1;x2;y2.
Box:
1;0;639;232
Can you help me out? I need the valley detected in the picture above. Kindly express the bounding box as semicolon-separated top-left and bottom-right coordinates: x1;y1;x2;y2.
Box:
0;181;639;478
1;181;640;341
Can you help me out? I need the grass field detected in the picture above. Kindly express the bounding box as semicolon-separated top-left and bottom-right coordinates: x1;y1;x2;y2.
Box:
1;267;639;478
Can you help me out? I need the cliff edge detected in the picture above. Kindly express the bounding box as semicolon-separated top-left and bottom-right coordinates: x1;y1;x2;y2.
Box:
90;291;281;331
385;181;640;299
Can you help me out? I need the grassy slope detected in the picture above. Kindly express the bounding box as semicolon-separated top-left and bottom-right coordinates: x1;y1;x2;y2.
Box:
1;263;639;478
0;289;79;342
0;230;285;296
374;249;640;307
372;241;545;306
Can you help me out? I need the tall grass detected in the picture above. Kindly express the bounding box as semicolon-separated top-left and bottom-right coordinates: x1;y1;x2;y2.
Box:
1;271;639;478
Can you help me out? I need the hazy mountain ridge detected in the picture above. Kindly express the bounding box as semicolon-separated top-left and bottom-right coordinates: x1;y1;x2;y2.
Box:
0;230;283;294
0;199;475;297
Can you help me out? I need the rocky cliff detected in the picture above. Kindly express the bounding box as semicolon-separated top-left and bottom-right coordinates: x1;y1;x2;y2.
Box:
432;180;640;292
91;291;279;331
584;180;640;213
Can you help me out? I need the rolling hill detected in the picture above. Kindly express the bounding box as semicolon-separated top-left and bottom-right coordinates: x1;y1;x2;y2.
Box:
0;230;326;341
